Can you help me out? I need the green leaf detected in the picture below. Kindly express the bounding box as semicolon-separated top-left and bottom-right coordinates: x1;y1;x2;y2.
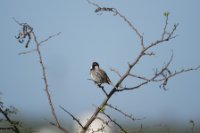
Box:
163;12;170;17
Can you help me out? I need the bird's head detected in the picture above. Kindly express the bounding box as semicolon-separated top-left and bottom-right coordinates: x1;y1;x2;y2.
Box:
91;62;99;70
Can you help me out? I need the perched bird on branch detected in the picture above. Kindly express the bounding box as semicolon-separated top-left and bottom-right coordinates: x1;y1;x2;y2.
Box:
90;62;112;87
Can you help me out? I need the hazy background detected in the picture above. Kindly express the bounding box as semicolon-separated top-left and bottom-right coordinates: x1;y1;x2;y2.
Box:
0;0;200;125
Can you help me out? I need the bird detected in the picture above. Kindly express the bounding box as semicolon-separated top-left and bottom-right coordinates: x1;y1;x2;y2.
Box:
90;62;112;87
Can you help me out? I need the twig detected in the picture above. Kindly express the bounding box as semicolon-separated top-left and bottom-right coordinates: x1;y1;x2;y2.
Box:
101;111;127;133
115;10;143;39
39;32;61;44
87;0;144;48
86;0;100;8
129;73;150;81
80;86;117;133
106;103;142;121
15;20;69;133
161;12;169;40
0;107;20;133
127;65;200;91
32;32;68;133
145;23;178;51
13;17;24;26
110;67;122;78
18;32;61;55
98;85;108;97
118;53;173;91
88;79;108;97
33;32;59;126
59;105;84;129
18;49;37;55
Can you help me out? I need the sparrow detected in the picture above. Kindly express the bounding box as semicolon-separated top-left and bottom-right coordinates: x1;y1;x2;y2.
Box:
90;62;112;87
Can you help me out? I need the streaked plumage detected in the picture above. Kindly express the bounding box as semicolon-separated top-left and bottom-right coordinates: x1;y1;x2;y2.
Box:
90;62;111;86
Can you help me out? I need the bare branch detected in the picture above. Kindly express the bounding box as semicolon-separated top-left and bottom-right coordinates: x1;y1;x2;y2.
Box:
117;54;200;91
161;12;169;40
143;51;155;56
106;103;143;121
101;111;127;133
15;20;69;133
129;73;150;81
18;49;36;55
80;87;117;133
33;31;59;126
81;2;181;133
115;10;143;40
88;78;109;96
98;85;109;97
119;53;174;91
129;65;200;91
146;29;178;51
110;67;122;78
87;0;144;48
86;0;100;8
158;65;200;90
32;31;69;133
18;32;61;55
13;17;24;26
39;32;61;44
0;107;20;133
59;105;84;129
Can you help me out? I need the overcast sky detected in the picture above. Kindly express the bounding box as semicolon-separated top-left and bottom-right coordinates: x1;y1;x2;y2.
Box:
0;0;200;125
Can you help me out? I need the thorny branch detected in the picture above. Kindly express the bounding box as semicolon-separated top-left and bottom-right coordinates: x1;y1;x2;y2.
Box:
0;106;20;133
126;56;200;91
87;0;144;48
161;12;169;40
79;1;200;133
18;32;61;55
106;103;142;121
120;53;174;91
14;20;69;133
101;111;127;133
59;106;84;129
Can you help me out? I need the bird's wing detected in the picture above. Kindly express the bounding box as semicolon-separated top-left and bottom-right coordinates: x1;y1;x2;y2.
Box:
99;69;111;84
